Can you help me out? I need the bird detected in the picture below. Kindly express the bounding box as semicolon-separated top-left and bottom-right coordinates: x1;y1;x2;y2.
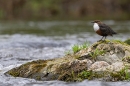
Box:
91;20;117;41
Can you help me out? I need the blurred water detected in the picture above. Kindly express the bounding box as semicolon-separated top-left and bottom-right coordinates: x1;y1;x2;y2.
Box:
0;20;130;86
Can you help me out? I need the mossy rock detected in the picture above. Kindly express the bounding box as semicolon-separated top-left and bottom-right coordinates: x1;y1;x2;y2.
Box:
7;60;47;78
6;40;130;82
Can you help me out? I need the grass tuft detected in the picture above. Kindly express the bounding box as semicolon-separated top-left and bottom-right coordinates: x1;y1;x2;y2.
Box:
72;44;81;53
72;42;90;53
90;48;105;61
78;70;92;80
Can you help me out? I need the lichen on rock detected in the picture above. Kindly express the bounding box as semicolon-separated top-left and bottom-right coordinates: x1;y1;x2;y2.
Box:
6;40;130;82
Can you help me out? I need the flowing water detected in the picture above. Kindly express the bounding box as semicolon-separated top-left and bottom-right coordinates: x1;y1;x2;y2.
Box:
0;20;130;86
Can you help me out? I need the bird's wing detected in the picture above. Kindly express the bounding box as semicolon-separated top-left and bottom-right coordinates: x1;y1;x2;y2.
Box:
99;23;114;36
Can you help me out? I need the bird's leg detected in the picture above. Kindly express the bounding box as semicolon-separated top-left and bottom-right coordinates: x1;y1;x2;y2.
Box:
100;36;104;41
98;36;104;42
103;36;107;41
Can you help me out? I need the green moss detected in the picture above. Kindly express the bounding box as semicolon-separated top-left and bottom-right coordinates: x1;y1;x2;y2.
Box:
78;70;92;80
90;48;105;61
110;66;130;81
7;68;20;77
72;42;90;53
77;67;130;81
57;70;106;82
112;40;126;44
91;40;109;49
124;39;130;45
59;67;130;82
77;70;108;81
96;39;127;45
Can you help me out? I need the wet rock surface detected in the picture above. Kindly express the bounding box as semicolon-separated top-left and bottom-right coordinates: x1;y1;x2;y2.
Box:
6;40;130;82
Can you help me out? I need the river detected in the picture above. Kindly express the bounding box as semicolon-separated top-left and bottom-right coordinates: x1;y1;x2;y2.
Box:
0;20;130;86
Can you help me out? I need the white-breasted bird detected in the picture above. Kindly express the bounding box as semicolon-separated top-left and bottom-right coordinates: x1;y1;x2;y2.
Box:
91;20;117;41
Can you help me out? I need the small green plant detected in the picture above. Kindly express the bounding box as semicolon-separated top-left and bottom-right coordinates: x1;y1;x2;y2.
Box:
90;48;105;60
110;66;130;81
124;66;130;80
78;70;92;79
72;44;81;53
72;42;90;53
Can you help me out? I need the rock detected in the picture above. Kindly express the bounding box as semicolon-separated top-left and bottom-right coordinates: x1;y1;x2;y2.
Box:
89;61;126;72
6;40;130;81
78;40;130;64
56;59;92;81
6;56;92;81
108;62;126;72
88;61;110;71
96;43;125;64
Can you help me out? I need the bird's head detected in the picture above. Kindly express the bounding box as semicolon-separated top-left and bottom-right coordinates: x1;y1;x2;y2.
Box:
91;20;101;23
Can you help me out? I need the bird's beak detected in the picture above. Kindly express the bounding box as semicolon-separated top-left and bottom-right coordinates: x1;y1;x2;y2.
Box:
91;21;94;23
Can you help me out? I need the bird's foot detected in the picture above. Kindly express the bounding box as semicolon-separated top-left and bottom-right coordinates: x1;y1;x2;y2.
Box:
97;39;106;42
97;40;103;42
102;40;106;42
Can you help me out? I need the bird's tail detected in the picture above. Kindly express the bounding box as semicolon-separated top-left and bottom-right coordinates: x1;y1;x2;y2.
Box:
110;31;117;36
112;31;117;34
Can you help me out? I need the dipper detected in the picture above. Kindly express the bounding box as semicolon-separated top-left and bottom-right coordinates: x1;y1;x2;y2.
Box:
91;20;117;41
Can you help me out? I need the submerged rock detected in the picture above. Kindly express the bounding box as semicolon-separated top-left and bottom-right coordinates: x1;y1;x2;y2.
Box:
6;40;130;81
